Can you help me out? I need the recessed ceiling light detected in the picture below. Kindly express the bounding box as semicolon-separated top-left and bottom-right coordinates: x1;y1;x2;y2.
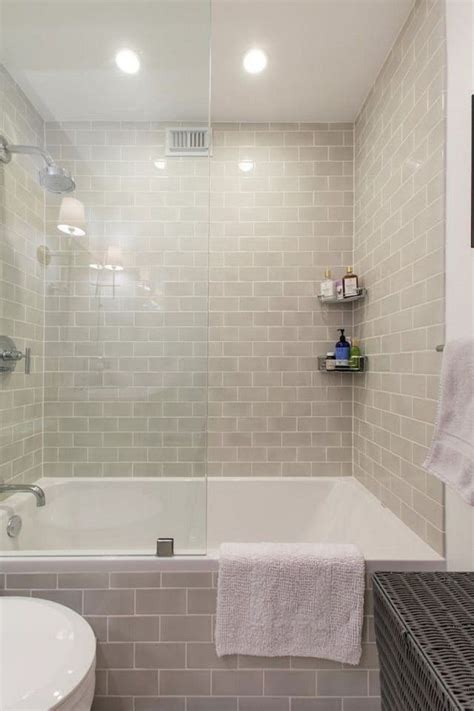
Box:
238;159;255;173
153;159;167;170
89;263;103;270
243;48;267;74
115;48;140;74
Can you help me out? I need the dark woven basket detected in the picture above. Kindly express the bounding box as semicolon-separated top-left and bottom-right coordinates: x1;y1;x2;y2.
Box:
373;572;474;711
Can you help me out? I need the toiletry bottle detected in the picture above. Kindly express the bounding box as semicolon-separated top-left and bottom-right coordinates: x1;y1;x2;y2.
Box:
335;329;350;368
325;352;336;370
349;338;361;370
320;269;335;298
335;279;344;300
342;266;359;297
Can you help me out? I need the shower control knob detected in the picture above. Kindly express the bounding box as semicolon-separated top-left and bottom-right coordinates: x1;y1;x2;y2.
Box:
2;350;23;361
0;337;31;374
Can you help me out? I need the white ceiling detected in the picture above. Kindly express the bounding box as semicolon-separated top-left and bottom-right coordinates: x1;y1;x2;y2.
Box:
0;0;211;123
212;0;414;122
1;0;414;124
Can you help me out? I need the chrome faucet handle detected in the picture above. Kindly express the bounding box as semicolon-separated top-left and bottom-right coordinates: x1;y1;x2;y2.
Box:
24;347;31;375
0;337;31;374
2;349;24;361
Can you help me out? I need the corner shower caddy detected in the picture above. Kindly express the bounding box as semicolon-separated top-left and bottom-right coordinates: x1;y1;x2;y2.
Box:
317;287;367;304
317;287;367;372
317;356;367;373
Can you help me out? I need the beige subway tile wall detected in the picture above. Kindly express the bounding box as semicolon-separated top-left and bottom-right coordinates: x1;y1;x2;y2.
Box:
0;65;44;487
209;123;355;476
43;123;209;477
43;122;355;479
353;0;446;554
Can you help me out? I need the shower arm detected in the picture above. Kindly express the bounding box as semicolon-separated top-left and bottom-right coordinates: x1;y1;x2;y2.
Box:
5;143;55;167
0;135;55;167
0;134;75;194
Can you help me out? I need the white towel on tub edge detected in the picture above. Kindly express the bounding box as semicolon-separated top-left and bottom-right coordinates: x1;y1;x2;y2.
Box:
215;542;365;665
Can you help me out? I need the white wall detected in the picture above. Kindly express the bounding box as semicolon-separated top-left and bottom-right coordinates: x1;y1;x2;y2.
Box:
445;0;474;571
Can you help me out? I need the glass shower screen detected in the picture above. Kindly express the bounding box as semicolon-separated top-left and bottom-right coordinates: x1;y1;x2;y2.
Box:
0;0;211;556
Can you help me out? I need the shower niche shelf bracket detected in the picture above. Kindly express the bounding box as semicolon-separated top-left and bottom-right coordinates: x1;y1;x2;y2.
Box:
318;356;367;373
318;287;367;304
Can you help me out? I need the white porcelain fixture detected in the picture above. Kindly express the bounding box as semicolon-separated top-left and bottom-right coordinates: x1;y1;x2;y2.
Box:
0;477;443;567
243;48;267;74
0;597;96;710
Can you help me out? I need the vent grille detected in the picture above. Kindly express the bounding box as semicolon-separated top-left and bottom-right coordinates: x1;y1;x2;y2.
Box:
165;127;211;156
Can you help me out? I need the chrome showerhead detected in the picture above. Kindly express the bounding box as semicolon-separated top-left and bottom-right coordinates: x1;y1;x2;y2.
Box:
39;164;76;194
0;134;76;195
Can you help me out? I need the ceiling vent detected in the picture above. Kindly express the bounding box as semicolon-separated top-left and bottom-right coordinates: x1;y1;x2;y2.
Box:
165;127;211;157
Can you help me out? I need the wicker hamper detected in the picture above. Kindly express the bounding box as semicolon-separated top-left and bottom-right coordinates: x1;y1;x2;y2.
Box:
373;572;474;711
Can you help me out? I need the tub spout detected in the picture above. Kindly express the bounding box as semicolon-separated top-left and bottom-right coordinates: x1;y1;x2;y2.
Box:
0;484;46;507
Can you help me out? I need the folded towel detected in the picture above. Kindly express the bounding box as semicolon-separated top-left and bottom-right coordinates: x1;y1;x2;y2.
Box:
423;338;474;506
215;542;365;665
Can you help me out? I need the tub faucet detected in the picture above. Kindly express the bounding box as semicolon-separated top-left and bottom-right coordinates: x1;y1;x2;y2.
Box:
0;484;46;507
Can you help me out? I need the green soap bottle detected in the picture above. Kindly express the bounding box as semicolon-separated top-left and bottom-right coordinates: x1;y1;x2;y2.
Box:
349;338;361;370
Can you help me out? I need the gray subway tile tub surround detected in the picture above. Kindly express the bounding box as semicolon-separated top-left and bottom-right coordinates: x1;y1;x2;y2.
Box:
208;122;354;479
353;0;446;554
42;119;354;481
0;570;381;710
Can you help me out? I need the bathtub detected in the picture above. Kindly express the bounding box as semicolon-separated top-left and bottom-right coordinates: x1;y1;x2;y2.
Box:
0;475;444;711
0;477;444;571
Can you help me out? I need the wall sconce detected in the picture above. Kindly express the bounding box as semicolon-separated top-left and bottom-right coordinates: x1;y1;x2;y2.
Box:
57;197;86;236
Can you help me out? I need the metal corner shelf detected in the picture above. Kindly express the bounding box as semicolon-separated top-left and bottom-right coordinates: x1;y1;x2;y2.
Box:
318;287;367;304
317;356;367;373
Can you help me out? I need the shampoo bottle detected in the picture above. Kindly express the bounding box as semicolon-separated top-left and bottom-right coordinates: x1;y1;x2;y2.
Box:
320;269;335;298
349;338;361;370
335;329;350;368
342;266;359;297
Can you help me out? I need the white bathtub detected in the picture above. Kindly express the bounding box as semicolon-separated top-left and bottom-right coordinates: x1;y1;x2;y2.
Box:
0;477;443;571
